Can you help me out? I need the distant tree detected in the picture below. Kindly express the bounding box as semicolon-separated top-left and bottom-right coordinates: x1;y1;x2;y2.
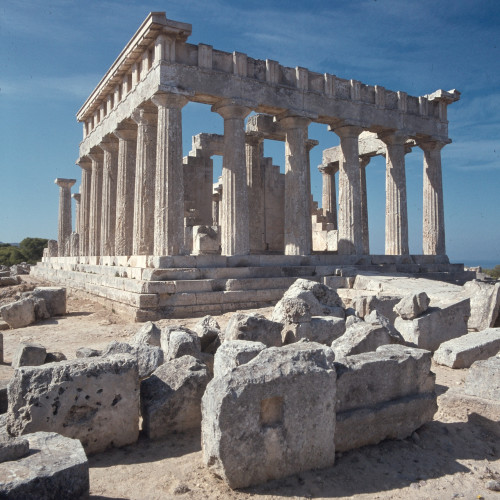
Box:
484;265;500;279
19;237;49;264
0;246;26;266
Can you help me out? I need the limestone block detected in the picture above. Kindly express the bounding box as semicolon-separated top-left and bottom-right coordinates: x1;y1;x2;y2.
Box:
351;295;401;324
0;380;8;414
283;317;346;345
0;435;29;463
463;281;500;331
47;239;58;257
0;297;36;329
224;312;282;347
213;340;267;377
434;328;500;368
394;299;470;352
193;315;221;351
0;276;21;287
193;225;221;254
9;264;29;276
365;310;404;342
0;432;89;499
12;342;47;368
131;321;161;347
271;297;312;324
346;315;363;327
44;351;67;363
394;292;430;320
464;355;500;401
161;327;202;360
141;356;211;439
281;278;343;314
7;354;139;454
202;343;337;489
31;287;66;316
75;347;101;358
331;320;402;358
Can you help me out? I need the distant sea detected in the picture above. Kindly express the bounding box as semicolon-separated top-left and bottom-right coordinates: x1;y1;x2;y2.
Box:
454;259;499;269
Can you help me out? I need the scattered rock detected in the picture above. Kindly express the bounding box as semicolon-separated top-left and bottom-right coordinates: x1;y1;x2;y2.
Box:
464;355;500;401
0;435;30;463
11;342;47;368
75;347;102;358
130;321;161;347
31;287;66;316
394;292;430;320
224;312;282;347
161;328;202;361
44;351;67;363
213;340;267;377
193;315;221;351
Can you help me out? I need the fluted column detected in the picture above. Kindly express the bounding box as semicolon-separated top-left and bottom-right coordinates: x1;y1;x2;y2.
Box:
278;113;313;256
420;141;446;255
359;157;370;255
88;150;104;256
72;193;81;235
246;133;265;253
319;163;338;229
113;124;137;256
335;125;364;254
76;157;92;256
151;92;189;256
99;138;119;256
132;106;157;255
379;133;409;255
55;178;76;256
212;99;253;256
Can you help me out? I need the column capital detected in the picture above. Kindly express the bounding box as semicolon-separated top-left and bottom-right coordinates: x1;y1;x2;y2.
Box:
318;162;339;175
212;98;255;119
334;124;364;139
99;137;119;154
72;193;81;202
88;149;104;168
306;139;319;152
131;105;158;127
114;123;137;141
418;139;447;152
245;131;264;146
152;88;191;109
76;157;92;171
359;156;371;169
377;130;408;146
55;178;76;189
275;109;316;129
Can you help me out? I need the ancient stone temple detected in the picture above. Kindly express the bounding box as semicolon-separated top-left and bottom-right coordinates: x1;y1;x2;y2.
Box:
33;12;472;320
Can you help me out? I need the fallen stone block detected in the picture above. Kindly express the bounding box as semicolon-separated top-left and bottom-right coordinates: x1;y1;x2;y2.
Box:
202;342;336;489
365;310;403;341
331;320;402;358
130;321;161;347
352;295;401;324
213;340;267;377
141;355;211;439
272;297;312;324
0;276;21;287
9;264;29;276
224;312;282;347
0;297;36;328
0;432;89;499
334;344;436;452
193;315;221;351
75;347;102;358
434;328;500;368
394;298;470;352
32;287;66;316
282;316;346;345
161;327;202;360
346;315;363;327
0;435;29;463
12;342;47;368
393;292;430;320
464;355;500;401
7;354;139;454
44;351;67;363
463;281;500;331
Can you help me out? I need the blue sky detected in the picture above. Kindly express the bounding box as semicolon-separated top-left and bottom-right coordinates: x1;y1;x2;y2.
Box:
1;0;499;265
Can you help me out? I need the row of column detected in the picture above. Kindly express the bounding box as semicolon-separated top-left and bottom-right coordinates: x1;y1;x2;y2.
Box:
319;129;446;256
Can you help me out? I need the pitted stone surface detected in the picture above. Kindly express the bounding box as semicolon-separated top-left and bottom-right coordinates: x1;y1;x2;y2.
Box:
464;355;500;401
213;340;267;377
161;328;202;360
224;312;282;347
7;354;139;454
193;315;221;351
131;321;161;347
32;287;66;316
12;342;47;368
394;292;430;320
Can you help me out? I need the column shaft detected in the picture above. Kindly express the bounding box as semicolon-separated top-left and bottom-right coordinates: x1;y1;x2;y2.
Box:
359;158;370;254
77;159;92;256
88;152;104;256
132;108;157;255
55;178;76;256
421;141;446;255
114;126;137;256
72;193;81;235
246;135;265;253
152;93;188;256
100;140;118;256
319;164;338;229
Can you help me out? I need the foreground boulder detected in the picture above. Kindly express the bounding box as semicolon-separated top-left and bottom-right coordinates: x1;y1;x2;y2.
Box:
0;432;89;499
463;281;500;331
130;321;161;347
394;298;470;352
393;292;430;320
335;344;437;452
31;287;66;316
464;355;500;401
202;342;336;489
0;297;37;328
11;342;47;368
224;312;282;347
141;355;211;439
433;328;500;368
193;315;221;351
7;354;139;454
213;340;267;377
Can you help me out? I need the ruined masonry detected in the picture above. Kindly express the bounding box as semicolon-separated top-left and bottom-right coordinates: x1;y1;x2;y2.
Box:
32;12;470;320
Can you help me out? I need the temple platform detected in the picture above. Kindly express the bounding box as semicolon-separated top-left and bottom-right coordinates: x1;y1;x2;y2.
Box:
31;254;475;322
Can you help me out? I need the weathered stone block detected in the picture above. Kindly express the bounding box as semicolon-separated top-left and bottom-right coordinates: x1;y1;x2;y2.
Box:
0;276;21;287
224;312;282;347
141;356;211;439
75;347;101;358
0;435;29;463
309;316;346;345
464;355;500;401
434;328;500;368
0;298;36;329
351;295;401;324
193;315;221;351
161;327;202;360
271;297;312;324
7;354;139;454
463;281;500;331
0;432;89;499
12;342;47;368
32;287;66;316
44;351;67;363
394;292;430;320
202;343;336;489
394;299;470;352
131;321;161;347
213;340;267;377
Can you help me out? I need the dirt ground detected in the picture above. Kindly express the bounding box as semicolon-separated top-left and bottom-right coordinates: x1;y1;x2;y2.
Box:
1;277;499;499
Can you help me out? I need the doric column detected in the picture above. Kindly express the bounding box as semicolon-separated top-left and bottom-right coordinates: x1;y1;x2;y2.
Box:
88;150;104;256
379;132;409;255
113;123;137;256
359;157;370;255
334;125;364;254
277;113;313;256
72;192;81;235
246;132;265;253
212;191;220;225
212;99;253;256
151;91;189;256
55;178;76;256
99;137;119;256
318;163;338;229
132;106;157;255
420;141;446;255
76;157;92;256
